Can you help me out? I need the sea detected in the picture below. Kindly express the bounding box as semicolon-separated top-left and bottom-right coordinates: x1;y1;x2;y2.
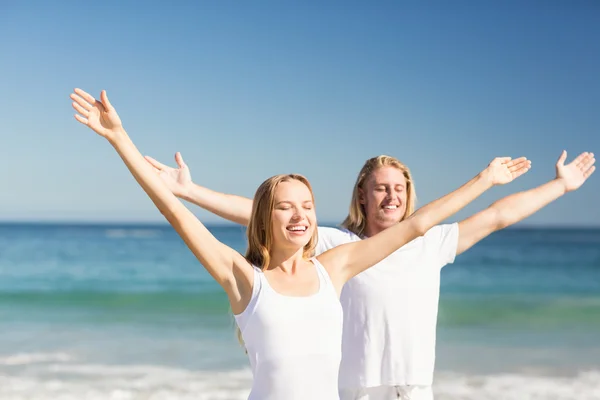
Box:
0;222;599;400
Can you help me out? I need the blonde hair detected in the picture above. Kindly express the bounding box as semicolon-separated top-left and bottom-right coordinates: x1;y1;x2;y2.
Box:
235;174;318;347
341;155;416;237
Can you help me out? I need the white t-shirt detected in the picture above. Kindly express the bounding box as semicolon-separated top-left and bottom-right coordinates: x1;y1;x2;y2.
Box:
315;224;459;389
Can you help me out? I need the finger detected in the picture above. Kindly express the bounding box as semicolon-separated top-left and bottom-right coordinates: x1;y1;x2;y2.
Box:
74;114;88;125
556;150;567;166
577;152;592;169
511;164;531;179
144;156;168;170
571;152;587;167
507;157;529;171
175;152;186;168
72;101;89;117
74;88;96;105
581;156;596;172
509;161;532;174
511;169;527;180
70;93;93;111
507;156;527;165
100;90;113;112
584;166;596;179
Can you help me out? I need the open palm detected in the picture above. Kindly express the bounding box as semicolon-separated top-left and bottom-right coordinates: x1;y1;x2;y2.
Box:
70;88;123;139
556;151;595;192
485;157;531;185
145;152;192;197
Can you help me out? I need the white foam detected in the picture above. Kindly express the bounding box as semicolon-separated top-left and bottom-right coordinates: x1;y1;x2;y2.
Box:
0;365;252;400
0;352;73;366
2;361;600;400
434;370;600;400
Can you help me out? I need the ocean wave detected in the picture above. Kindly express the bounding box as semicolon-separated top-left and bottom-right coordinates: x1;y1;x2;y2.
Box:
435;370;600;400
0;364;252;400
0;352;73;366
1;363;599;400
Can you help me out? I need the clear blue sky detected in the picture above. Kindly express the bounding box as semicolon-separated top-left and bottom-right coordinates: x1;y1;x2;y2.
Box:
1;1;598;226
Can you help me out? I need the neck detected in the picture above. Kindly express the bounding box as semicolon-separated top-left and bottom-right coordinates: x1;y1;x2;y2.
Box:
363;224;385;237
268;246;306;273
363;221;396;238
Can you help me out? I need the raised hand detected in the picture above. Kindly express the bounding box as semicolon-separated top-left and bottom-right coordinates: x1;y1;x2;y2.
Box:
145;152;192;197
483;157;531;185
556;151;595;192
70;88;123;141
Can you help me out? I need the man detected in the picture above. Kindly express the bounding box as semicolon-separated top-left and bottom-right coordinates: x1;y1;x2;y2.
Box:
145;150;594;400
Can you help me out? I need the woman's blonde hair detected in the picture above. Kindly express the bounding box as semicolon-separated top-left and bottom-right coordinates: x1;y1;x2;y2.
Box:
236;174;318;347
341;155;416;237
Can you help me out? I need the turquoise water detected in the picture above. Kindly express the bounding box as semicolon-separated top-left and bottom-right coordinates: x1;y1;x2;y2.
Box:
1;223;599;399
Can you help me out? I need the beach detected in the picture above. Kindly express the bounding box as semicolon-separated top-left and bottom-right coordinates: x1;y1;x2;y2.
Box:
1;223;599;399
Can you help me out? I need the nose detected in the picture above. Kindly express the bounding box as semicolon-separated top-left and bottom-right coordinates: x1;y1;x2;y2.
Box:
291;207;305;221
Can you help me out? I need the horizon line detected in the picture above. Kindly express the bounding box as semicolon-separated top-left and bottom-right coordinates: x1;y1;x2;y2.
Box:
0;219;599;229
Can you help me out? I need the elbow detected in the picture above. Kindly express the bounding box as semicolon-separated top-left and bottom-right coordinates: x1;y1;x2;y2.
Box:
491;206;512;230
496;213;512;230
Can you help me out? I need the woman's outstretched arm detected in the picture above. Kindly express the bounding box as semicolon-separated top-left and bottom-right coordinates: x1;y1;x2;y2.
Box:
70;88;253;313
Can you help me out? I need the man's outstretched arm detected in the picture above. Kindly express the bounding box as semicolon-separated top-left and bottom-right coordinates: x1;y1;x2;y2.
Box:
145;152;253;226
457;150;595;255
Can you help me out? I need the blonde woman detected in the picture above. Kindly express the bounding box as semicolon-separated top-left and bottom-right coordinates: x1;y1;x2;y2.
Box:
71;87;531;400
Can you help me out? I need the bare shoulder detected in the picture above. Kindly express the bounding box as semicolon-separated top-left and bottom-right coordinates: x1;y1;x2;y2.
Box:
314;241;353;290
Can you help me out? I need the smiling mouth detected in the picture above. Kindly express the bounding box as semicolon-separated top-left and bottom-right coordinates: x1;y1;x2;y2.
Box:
287;226;308;232
382;205;398;210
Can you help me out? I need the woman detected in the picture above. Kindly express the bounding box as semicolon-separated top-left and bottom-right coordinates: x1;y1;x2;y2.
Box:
70;88;519;400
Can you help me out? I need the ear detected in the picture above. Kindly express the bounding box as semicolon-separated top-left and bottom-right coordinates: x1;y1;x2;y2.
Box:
358;188;366;205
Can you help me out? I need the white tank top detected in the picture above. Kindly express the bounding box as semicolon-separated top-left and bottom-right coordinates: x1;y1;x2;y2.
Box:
234;258;343;400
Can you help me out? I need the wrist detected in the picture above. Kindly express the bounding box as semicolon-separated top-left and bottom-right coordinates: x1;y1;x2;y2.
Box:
477;169;496;189
177;182;194;200
553;177;569;194
106;127;128;147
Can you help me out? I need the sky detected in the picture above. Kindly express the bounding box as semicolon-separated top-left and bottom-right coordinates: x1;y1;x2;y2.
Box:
0;1;598;226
